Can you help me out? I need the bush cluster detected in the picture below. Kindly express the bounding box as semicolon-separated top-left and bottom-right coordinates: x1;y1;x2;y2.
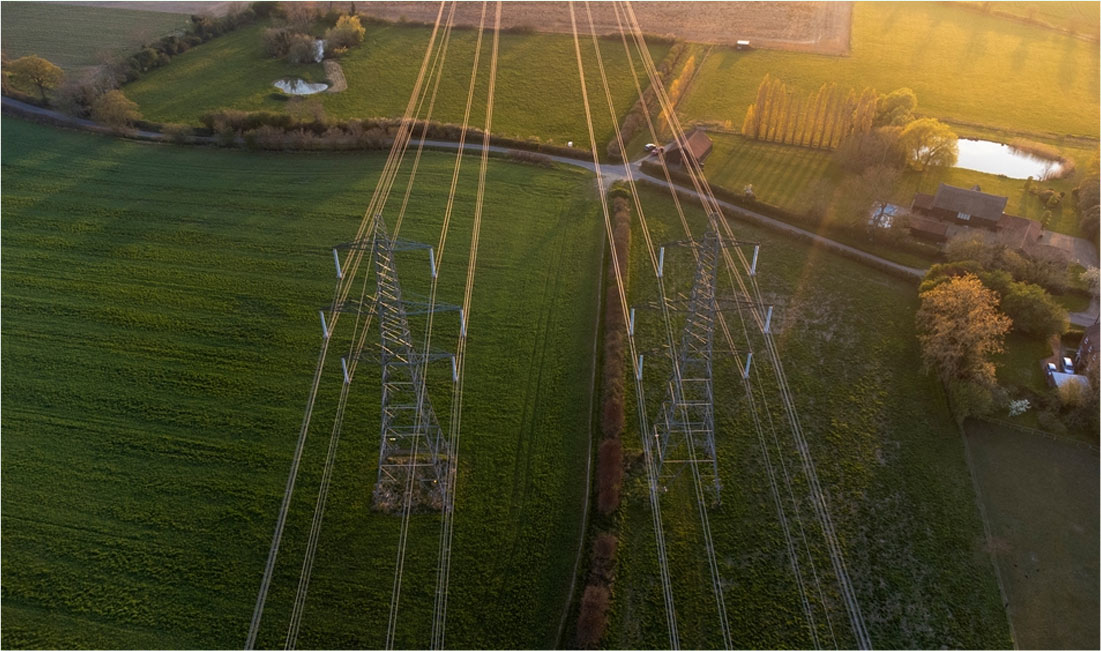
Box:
195;108;593;159
1072;158;1100;242
607;42;688;160
574;193;633;648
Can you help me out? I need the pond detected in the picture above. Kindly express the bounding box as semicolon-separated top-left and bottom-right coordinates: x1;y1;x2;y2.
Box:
274;78;329;95
955;138;1063;180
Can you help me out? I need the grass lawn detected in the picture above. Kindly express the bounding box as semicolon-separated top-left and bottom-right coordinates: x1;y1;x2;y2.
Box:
0;2;190;71
964;420;1100;649
703;131;1097;238
679;2;1100;139
124;20;668;147
0;117;603;648
602;184;1011;647
995;332;1054;396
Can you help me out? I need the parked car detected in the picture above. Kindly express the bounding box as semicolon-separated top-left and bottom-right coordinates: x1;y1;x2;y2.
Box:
1063;356;1075;373
1046;362;1058;375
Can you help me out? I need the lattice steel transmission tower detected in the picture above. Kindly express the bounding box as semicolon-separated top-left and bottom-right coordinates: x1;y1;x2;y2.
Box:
644;224;768;504
333;215;457;512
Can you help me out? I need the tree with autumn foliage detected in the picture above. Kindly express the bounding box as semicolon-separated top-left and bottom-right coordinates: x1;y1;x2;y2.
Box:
916;273;1012;386
7;55;63;102
899;117;958;171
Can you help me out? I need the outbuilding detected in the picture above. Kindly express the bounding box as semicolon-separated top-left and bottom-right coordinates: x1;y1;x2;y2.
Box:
665;130;713;169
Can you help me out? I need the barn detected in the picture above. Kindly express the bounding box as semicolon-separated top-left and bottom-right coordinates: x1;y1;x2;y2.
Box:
665;129;713;169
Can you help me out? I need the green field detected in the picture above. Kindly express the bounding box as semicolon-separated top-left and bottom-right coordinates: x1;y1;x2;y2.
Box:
959;1;1101;39
964;420;1099;649
0;2;190;70
679;2;1100;139
124;20;668;147
601;185;1011;647
0;117;603;648
702;131;1097;237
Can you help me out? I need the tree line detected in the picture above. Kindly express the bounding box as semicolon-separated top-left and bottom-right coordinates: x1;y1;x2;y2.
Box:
740;74;878;149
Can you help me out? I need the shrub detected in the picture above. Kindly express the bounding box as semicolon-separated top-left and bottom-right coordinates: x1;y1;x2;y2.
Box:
286;33;318;64
575;585;610;648
505;149;552;168
162;123;193;144
596;439;623;515
946;379;995;424
1007;399;1031;417
215;123;237;147
1000;281;1068;338
601;395;624;439
262;27;296;58
1080;206;1100;243
1057;378;1091;408
834;127;905;173
53;67;117;118
1036;409;1069;435
590;533;617;584
325;15;366;50
91;90;141;129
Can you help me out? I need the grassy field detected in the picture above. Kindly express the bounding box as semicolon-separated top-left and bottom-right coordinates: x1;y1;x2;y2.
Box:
0;2;190;70
958;1;1101;39
702;131;1097;237
964;420;1099;649
679;2;1100;139
124;20;668;147
601;184;1011;647
0;117;603;648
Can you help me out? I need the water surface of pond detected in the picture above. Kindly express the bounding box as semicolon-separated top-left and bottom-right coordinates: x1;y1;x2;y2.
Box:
274;78;329;95
955;138;1062;180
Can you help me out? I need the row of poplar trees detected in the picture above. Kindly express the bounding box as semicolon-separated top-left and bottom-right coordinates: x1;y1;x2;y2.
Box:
741;73;878;150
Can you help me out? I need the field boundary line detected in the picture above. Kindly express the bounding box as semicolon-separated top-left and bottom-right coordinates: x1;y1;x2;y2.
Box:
979;417;1100;453
671;43;712;117
957;419;1019;650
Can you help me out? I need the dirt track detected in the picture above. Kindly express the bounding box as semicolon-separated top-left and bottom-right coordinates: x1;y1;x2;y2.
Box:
56;1;248;16
353;1;852;55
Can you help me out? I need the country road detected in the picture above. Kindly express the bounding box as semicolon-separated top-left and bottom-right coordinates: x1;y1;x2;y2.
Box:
4;95;1097;326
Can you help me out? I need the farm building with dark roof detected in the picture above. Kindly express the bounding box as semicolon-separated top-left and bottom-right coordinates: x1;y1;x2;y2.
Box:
911;183;1008;230
665;130;713;169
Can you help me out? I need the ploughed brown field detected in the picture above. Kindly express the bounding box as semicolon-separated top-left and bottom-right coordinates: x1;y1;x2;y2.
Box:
348;1;852;54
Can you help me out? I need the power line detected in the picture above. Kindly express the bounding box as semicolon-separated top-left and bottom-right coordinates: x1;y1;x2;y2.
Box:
432;3;503;647
245;3;452;647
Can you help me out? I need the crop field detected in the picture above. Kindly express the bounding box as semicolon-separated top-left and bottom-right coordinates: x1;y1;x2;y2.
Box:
964;420;1099;649
353;2;850;53
123;20;668;147
0;2;190;70
601;184;1010;648
702;131;1096;237
678;1;1100;139
0;117;604;648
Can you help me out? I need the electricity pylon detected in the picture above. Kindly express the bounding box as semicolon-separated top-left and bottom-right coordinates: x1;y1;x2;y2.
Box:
644;225;768;503
333;215;458;512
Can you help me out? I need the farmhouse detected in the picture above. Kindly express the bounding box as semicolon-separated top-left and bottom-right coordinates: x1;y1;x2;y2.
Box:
908;183;1042;249
911;183;1008;229
665;129;713;169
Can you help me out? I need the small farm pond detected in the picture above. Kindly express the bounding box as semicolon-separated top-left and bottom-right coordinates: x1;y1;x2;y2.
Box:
955;138;1063;180
274;78;328;95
